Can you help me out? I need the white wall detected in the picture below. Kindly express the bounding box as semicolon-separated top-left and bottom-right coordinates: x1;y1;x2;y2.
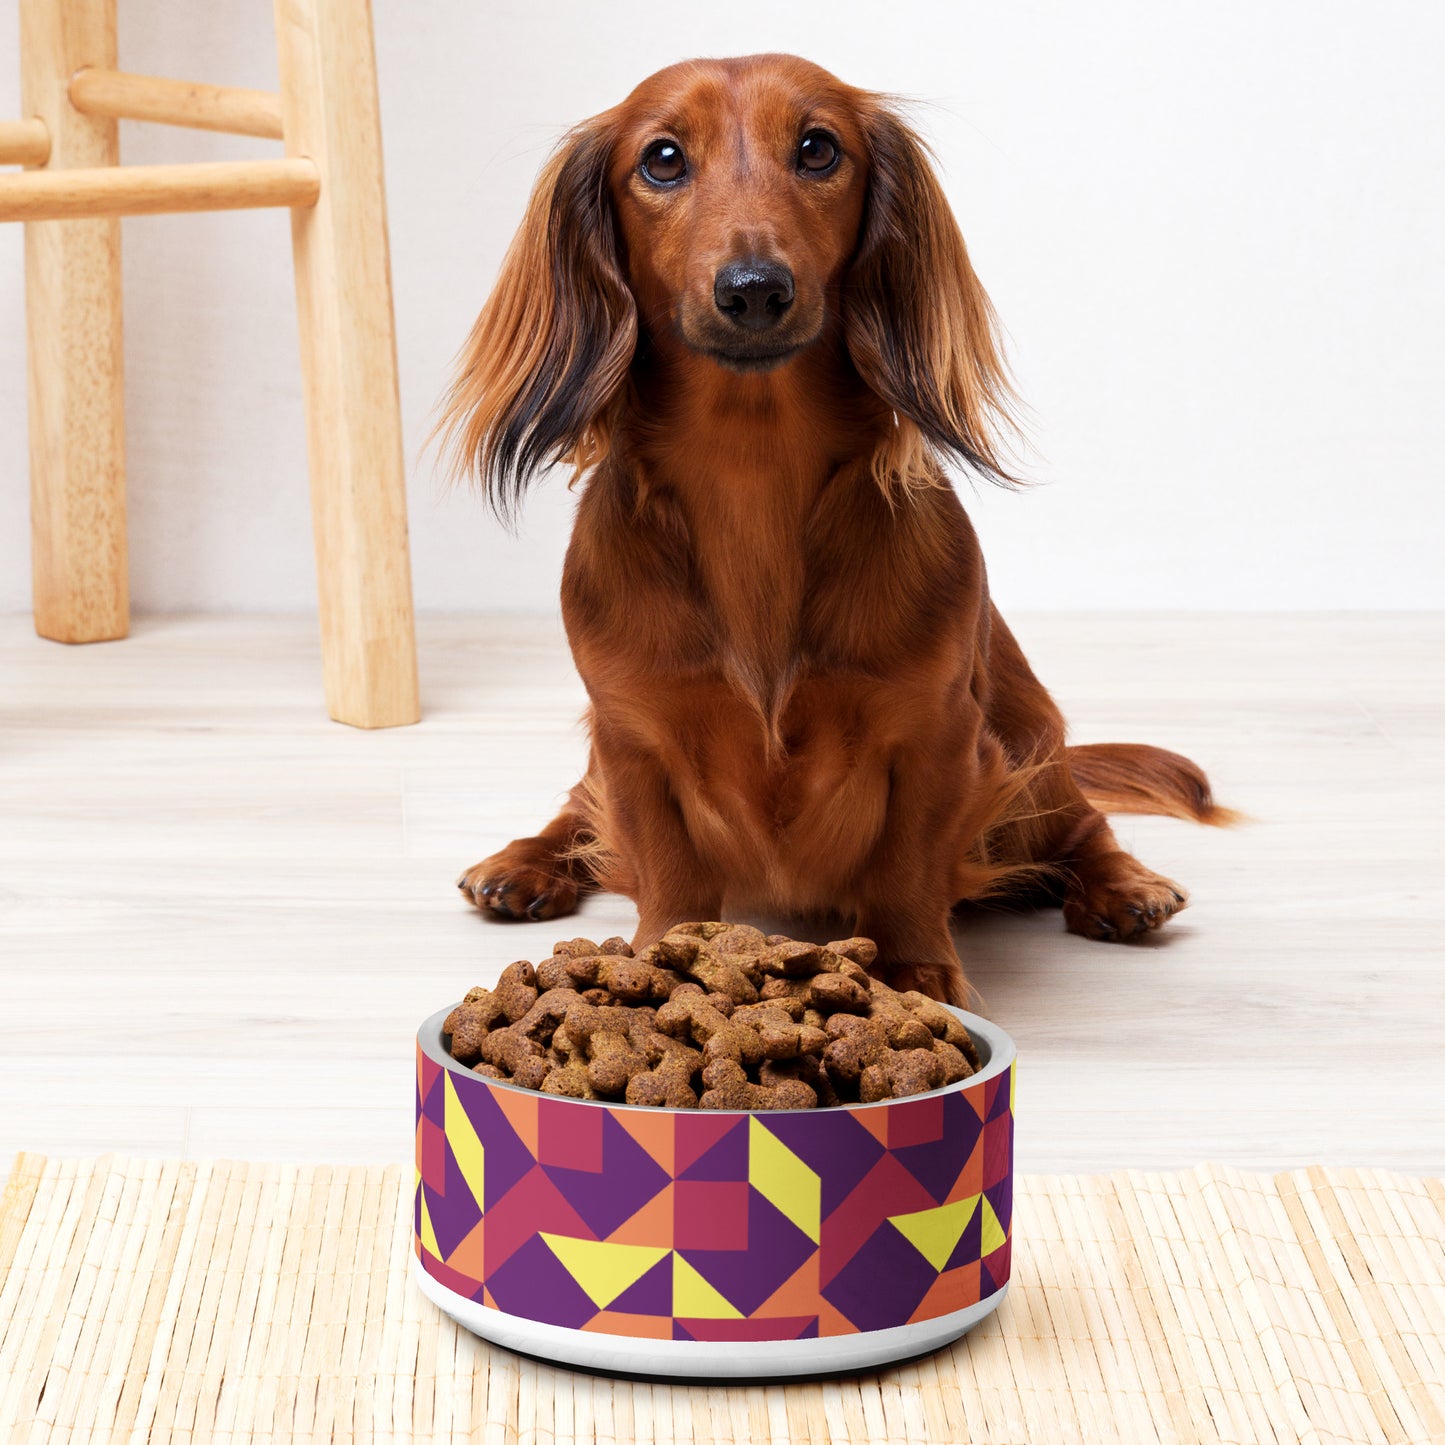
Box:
2;0;1441;613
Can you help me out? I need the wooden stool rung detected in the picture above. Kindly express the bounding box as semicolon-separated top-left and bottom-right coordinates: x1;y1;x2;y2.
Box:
0;117;49;166
68;68;284;141
0;157;319;221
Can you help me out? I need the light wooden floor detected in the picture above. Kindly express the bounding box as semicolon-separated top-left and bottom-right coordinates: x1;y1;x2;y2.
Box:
1;613;1441;1173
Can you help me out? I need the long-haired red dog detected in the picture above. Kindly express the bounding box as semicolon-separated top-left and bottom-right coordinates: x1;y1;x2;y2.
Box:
443;54;1231;1005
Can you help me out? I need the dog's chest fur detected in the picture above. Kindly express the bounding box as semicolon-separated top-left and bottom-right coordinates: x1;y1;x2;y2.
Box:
564;450;985;903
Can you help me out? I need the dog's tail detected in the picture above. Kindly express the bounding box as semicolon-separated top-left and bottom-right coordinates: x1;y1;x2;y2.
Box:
1065;743;1241;826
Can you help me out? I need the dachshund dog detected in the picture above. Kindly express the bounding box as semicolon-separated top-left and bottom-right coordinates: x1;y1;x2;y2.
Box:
443;54;1232;1005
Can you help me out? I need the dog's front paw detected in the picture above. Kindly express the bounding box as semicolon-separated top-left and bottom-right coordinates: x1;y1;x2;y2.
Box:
1063;853;1187;942
457;846;580;922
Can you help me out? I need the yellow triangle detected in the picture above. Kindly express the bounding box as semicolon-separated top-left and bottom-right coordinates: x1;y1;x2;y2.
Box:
444;1072;485;1213
748;1117;820;1243
981;1196;1007;1255
419;1188;442;1260
672;1252;743;1319
540;1235;670;1310
889;1195;979;1272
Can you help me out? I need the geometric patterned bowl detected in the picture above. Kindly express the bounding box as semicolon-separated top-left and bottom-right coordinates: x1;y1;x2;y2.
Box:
413;1004;1015;1378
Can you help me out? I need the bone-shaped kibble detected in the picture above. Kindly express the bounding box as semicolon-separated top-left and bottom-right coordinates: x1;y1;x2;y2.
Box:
563;1000;650;1097
513;988;581;1045
540;1060;598;1099
708;923;768;955
699;1058;817;1110
760;1054;839;1107
859;1047;946;1102
807;973;870;1014
656;992;765;1068
820;1013;891;1083
898;991;980;1065
443;994;505;1061
863;979;937;1050
646;936;759;1003
932;1038;975;1085
534;954;579;992
551;937;601;958
478;1025;552;1090
563;953;678;1003
729;1001;828;1060
626;1047;700;1108
494;960;540;1022
756;940;837;977
825;937;879;969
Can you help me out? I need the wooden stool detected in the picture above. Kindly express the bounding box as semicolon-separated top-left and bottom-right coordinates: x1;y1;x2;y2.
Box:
0;0;420;729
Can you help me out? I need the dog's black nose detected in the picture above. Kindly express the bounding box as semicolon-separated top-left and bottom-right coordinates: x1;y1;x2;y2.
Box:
713;259;794;330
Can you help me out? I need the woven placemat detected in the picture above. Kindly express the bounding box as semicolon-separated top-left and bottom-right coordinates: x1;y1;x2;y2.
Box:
1;1155;1442;1444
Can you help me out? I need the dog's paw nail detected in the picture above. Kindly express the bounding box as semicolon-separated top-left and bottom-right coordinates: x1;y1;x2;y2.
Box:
480;882;497;900
527;893;552;919
1170;890;1185;904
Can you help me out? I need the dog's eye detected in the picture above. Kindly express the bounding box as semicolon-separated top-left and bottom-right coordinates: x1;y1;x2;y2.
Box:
798;130;839;174
640;140;687;185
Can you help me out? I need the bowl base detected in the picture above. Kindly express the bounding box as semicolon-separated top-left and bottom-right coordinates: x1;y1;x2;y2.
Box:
411;1255;1008;1381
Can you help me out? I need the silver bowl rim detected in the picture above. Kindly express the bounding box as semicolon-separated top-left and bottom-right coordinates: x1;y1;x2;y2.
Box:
417;1001;1016;1116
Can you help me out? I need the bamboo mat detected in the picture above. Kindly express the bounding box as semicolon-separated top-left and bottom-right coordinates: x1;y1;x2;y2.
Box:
1;1157;1443;1444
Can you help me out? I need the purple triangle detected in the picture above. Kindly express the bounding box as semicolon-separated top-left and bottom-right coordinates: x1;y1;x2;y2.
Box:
485;1234;599;1329
421;1068;446;1126
423;1167;480;1262
449;1082;538;1210
979;1260;997;1297
678;1190;816;1317
676;1118;749;1181
762;1110;887;1217
822;1219;938;1333
946;1199;984;1270
607;1254;674;1316
987;1073;1011;1120
893;1093;982;1204
985;1176;1013;1236
542;1112;670;1238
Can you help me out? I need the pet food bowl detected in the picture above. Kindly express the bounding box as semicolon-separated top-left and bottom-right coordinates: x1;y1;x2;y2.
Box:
412;1004;1015;1378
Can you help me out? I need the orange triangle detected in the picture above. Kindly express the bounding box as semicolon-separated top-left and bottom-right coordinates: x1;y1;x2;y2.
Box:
446;1219;487;1282
945;1144;984;1204
851;1108;890;1148
907;1264;975;1325
615;1109;675;1176
606;1182;674;1247
963;1086;987;1122
817;1299;858;1337
482;1287;499;1311
490;1087;539;1157
581;1309;674;1340
751;1250;820;1318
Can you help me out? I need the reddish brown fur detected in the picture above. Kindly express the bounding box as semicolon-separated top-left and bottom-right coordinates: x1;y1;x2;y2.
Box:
443;55;1233;1005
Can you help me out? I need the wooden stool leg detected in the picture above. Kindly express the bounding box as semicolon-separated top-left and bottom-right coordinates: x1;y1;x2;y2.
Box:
273;0;420;728
21;0;127;643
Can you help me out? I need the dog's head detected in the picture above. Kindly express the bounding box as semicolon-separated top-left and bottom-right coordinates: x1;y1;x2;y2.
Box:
440;54;1015;520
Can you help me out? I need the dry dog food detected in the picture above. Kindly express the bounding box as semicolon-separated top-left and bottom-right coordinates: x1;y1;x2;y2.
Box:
442;923;980;1110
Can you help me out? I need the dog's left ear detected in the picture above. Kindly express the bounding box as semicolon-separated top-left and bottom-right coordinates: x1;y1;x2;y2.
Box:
845;103;1017;487
438;117;636;524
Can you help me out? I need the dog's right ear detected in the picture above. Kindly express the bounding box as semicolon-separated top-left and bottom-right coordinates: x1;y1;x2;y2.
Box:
437;117;636;524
